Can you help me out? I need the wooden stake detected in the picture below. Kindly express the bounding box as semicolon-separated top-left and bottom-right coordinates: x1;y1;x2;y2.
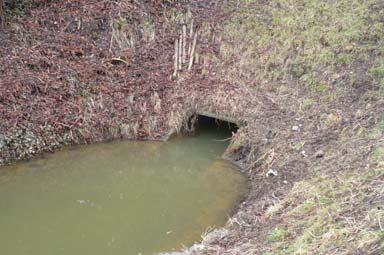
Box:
188;31;198;71
182;24;187;64
173;39;178;77
178;32;182;70
195;51;200;64
188;19;194;56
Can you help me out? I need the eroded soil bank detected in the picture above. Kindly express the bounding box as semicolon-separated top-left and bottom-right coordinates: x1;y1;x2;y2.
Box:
1;0;384;254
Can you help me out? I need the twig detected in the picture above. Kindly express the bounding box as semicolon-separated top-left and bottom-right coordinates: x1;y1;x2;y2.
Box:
109;28;115;52
212;137;232;142
77;17;82;30
247;151;268;170
378;211;383;232
110;57;128;65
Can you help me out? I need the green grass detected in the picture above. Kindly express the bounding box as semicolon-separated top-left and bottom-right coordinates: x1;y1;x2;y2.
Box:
219;0;384;100
368;64;384;91
219;4;384;252
264;169;384;254
217;2;384;253
3;0;34;20
267;228;290;242
368;120;384;140
262;124;384;254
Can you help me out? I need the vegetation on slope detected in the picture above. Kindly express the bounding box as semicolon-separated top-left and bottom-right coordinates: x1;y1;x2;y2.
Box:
201;0;384;254
221;0;384;94
0;0;35;24
263;134;384;254
0;0;193;163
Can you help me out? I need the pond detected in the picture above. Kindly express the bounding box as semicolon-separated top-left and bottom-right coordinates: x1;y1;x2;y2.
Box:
0;122;247;255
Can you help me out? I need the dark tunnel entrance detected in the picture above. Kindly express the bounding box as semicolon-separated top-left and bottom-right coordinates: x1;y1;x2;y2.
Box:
185;114;239;139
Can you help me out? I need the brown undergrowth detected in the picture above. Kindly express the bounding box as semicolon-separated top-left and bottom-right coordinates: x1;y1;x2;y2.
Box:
0;0;224;164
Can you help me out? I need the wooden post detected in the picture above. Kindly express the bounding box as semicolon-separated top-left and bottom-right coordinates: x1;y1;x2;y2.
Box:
195;51;200;64
173;39;178;77
188;31;198;71
178;32;182;70
182;24;187;64
188;19;194;56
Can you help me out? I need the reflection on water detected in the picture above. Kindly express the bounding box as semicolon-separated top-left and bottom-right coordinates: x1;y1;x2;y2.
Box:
0;128;247;255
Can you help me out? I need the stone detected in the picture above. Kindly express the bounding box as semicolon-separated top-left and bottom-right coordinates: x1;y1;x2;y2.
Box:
266;169;278;177
355;109;364;119
315;150;324;158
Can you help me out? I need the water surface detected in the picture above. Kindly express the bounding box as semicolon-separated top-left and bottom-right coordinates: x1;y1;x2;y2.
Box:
0;128;247;255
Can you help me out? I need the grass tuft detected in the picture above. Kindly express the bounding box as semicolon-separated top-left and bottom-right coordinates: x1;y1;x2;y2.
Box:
267;228;290;242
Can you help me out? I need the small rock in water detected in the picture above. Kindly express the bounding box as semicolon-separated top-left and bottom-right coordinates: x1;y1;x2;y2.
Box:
266;169;278;177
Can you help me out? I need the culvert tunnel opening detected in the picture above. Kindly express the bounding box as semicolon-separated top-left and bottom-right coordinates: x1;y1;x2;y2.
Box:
189;114;238;138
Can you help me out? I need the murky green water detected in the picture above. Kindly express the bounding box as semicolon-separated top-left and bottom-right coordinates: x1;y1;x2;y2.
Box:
0;128;247;255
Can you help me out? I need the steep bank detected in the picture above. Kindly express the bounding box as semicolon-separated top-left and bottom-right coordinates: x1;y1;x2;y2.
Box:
1;1;384;254
0;0;223;163
189;1;384;254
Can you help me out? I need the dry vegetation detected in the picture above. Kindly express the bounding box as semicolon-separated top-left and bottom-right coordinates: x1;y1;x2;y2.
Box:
0;0;222;163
